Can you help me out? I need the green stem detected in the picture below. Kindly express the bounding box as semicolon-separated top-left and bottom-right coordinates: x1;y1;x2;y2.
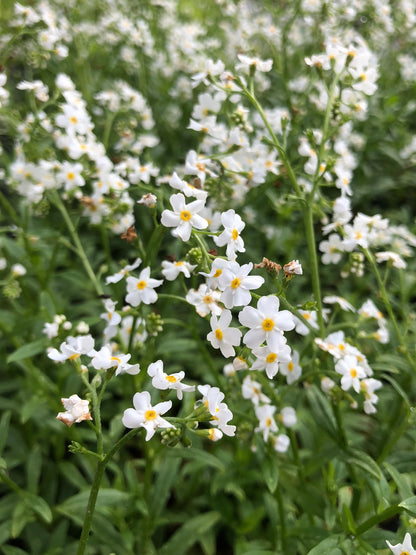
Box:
276;485;287;552
76;428;141;555
362;248;416;372
303;201;325;335
242;87;302;198
50;191;103;296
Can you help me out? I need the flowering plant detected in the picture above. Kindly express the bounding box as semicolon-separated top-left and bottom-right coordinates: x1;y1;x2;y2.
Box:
1;0;416;553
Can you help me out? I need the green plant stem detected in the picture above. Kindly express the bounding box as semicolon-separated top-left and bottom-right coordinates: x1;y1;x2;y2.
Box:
76;428;141;555
276;485;287;552
303;201;325;335
355;503;402;536
50;191;103;296
362;248;416;372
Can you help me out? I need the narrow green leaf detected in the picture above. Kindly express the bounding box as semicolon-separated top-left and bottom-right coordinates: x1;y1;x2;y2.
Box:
11;500;31;538
159;511;220;555
399;496;416;516
26;444;42;494
7;339;47;363
341;503;356;535
263;454;279;493
305;386;338;442
307;534;345;555
25;493;52;524
149;457;181;521
39;290;56;320
2;546;30;555
0;411;11;456
346;449;382;480
167;446;225;472
56;488;132;522
383;462;413;499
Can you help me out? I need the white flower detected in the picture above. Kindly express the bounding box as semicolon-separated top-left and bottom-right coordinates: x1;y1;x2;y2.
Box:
239;295;295;349
375;251;406;269
125;268;163;307
294;310;319;336
207;310;242;358
213;209;245;261
89;345;140;376
335;355;367;393
147;360;195;400
386;533;416;555
122;391;174;441
56;394;92;427
362;378;382;414
197;384;236;436
250;333;291;379
161;193;208;241
168;171;208;200
137;193;157;207
48;334;94;362
161;260;196;281
319;234;343;264
273;434;290;453
242;375;271;406
280;350;302;385
283;260;303;276
323;296;355;312
100;299;122;341
279;407;297;428
236;54;273;73
255;404;278;441
186;284;223;317
218;261;264;309
200;258;229;290
106;258;142;284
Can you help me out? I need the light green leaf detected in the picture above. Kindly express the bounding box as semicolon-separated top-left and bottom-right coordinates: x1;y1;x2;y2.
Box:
399;496;416;516
11;499;31;538
159;511;220;555
263;454;279;494
7;339;47;364
149;457;180;521
0;411;11;456
56;488;132;522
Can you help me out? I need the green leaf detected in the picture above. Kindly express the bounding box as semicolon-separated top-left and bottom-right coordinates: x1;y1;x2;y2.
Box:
346;449;382;480
399;496;416;516
26;444;42;494
307;534;345;555
305;386;338;442
56;488;132;523
167;446;225;472
0;411;11;456
39;290;56;320
262;454;279;493
2;546;30;555
159;511;220;555
383;462;413;499
7;339;47;363
149;457;181;522
11;499;31;538
25;493;52;524
341;503;356;535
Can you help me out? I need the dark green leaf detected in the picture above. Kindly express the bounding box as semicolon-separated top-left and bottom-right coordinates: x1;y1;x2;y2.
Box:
159;511;220;555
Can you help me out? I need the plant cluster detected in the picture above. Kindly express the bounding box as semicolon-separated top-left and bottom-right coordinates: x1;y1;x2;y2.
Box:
1;0;416;553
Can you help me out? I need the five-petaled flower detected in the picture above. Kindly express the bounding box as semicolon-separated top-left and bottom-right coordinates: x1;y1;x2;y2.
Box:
122;391;174;441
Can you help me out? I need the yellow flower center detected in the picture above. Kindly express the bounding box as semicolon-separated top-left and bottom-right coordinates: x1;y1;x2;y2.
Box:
111;356;121;364
175;261;183;266
288;361;294;372
166;375;177;383
215;329;223;341
180;210;191;221
262;318;274;331
203;295;213;304
70;116;78;124
266;353;277;363
145;409;157;421
350;368;357;378
67;172;75;180
231;278;241;289
213;269;222;278
68;353;80;361
338;344;345;351
232;229;239;240
137;281;146;290
266;417;272;427
303;313;311;320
